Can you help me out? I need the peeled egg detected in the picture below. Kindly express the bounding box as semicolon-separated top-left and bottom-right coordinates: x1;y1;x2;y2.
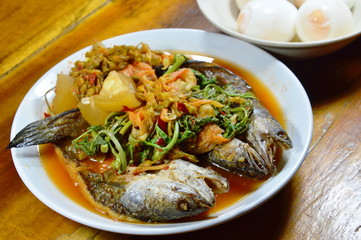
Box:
236;0;298;42
295;0;354;42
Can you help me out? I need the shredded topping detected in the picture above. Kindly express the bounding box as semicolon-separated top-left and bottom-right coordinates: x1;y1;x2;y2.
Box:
70;44;255;174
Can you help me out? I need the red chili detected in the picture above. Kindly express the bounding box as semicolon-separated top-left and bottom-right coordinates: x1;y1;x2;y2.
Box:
177;102;188;113
157;117;168;132
133;171;141;176
88;72;97;85
76;63;83;71
43;112;51;118
156;137;165;146
122;106;136;112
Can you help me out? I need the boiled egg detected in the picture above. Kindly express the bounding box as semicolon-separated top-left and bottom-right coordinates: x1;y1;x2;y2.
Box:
236;0;298;42
295;0;354;42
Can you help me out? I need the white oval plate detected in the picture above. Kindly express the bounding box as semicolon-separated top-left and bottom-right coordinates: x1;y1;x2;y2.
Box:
10;29;312;235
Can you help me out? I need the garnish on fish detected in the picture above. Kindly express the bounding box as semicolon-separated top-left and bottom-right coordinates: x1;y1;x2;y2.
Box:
182;60;292;179
8;43;292;222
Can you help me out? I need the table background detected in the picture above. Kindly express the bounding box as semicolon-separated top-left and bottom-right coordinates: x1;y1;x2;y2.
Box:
0;0;360;239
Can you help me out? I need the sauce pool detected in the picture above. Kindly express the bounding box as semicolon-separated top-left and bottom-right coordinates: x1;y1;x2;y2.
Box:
39;145;102;215
40;54;286;221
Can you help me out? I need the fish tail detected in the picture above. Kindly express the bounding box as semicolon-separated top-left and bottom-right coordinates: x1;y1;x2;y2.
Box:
7;108;88;149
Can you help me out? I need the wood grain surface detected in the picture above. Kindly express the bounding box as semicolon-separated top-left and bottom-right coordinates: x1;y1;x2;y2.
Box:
0;0;360;239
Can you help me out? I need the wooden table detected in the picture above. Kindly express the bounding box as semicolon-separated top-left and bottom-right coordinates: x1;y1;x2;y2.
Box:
1;1;360;239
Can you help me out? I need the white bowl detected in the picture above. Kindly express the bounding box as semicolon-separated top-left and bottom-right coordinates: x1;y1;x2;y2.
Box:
197;0;361;59
9;29;312;235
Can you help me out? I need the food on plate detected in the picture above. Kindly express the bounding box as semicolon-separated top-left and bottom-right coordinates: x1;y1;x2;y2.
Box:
236;0;298;42
180;61;292;179
295;0;354;42
236;0;356;42
52;74;78;115
8;43;292;222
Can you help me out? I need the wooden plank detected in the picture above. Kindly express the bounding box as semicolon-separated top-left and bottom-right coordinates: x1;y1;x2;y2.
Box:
0;0;110;77
56;226;100;240
283;78;361;239
0;0;217;79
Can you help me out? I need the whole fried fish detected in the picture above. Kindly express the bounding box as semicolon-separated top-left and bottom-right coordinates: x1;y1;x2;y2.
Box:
182;61;292;179
118;159;228;222
79;159;228;222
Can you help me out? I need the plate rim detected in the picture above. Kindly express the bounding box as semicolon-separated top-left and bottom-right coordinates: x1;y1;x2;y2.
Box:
10;28;313;235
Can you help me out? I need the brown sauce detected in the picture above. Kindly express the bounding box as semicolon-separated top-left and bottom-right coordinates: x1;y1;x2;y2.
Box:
40;145;101;215
40;54;285;221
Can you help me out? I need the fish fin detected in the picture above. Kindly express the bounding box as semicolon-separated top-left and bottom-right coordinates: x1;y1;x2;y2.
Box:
7;109;88;149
